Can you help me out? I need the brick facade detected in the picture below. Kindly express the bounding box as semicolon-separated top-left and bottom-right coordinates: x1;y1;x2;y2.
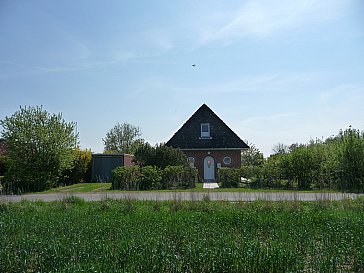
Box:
123;154;135;167
183;149;241;182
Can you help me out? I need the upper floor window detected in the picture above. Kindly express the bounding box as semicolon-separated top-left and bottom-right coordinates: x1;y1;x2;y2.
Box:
201;123;210;138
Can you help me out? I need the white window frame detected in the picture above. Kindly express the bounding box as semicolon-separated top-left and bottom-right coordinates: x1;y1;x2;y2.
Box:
223;156;232;165
201;123;210;138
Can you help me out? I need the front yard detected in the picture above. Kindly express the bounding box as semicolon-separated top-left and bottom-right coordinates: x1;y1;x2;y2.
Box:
36;182;339;194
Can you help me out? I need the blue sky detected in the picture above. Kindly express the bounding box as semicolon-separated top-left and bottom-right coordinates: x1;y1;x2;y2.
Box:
0;0;363;156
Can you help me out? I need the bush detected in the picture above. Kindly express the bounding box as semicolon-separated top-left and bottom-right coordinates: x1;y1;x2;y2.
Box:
2;170;61;194
0;155;10;176
162;166;197;189
112;166;140;190
60;149;92;185
0;106;78;193
139;166;162;190
218;168;240;188
134;143;187;169
112;166;197;190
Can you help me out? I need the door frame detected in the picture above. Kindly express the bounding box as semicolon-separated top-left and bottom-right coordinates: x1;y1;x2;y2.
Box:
203;156;215;182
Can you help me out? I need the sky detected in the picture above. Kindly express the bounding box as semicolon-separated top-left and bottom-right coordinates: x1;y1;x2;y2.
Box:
0;0;363;157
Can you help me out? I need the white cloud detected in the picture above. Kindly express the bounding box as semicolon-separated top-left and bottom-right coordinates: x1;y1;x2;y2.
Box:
197;0;350;45
238;82;364;156
171;72;324;96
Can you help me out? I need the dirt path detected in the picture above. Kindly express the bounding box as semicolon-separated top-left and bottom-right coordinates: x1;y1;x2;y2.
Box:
1;191;362;202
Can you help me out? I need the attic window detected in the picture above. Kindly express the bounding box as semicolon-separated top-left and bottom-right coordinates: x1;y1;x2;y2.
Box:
201;123;210;138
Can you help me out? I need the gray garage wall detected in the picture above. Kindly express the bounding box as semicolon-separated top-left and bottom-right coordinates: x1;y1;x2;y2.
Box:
91;154;124;182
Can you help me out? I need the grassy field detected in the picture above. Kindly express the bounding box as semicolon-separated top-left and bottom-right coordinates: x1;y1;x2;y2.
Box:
38;182;339;194
1;198;364;272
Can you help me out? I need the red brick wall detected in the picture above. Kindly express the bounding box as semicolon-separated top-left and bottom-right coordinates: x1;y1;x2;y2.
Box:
123;154;135;167
183;149;241;181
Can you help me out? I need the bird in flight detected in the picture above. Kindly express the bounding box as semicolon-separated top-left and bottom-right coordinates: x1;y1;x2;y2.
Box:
192;64;196;67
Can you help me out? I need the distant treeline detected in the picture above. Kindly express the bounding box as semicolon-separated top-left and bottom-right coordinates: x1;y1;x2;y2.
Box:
236;126;364;192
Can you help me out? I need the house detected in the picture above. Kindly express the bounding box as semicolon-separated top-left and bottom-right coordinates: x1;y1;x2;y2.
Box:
166;104;249;182
91;154;134;182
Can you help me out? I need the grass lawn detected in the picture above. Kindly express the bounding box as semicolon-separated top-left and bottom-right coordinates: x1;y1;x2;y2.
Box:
1;198;364;272
38;182;339;194
42;183;113;193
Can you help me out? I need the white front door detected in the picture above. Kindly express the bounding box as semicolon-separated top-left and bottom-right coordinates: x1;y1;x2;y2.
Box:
204;156;215;181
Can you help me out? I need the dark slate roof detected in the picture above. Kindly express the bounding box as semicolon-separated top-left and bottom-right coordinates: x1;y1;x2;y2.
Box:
166;104;249;150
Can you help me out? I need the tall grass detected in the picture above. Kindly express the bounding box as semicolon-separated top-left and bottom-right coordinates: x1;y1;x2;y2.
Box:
1;199;364;272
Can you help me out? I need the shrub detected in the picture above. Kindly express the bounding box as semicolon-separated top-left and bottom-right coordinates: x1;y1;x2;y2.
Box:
162;166;197;189
60;149;92;185
218;168;240;188
112;166;197;190
112;166;140;190
0;155;10;176
134;143;187;169
139;166;162;190
0;106;78;193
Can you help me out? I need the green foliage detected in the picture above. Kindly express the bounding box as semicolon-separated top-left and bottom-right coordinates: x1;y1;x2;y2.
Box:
241;141;264;166
103;122;143;154
111;166;140;190
335;127;364;191
132;142;154;166
218;167;240;188
134;142;187;169
112;165;197;190
162;165;197;189
0;138;6;155
242;127;364;192
272;142;289;155
60;148;92;185
0;155;10;176
1;200;364;272
139;166;162;190
154;144;188;169
0;106;78;193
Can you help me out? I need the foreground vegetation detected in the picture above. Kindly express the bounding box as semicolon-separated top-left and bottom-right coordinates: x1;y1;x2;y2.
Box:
1;199;364;272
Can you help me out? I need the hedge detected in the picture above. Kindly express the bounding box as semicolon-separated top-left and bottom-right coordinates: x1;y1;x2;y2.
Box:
218;168;240;188
112;166;197;190
162;165;197;189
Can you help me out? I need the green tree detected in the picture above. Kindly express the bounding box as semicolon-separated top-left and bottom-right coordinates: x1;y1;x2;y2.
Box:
272;143;289;155
133;142;155;167
103;122;143;154
241;141;264;166
335;127;364;191
154;143;187;169
134;143;187;169
60;148;92;185
0;106;78;192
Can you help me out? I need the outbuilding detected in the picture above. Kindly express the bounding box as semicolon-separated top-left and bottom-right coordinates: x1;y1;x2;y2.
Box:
91;154;134;182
